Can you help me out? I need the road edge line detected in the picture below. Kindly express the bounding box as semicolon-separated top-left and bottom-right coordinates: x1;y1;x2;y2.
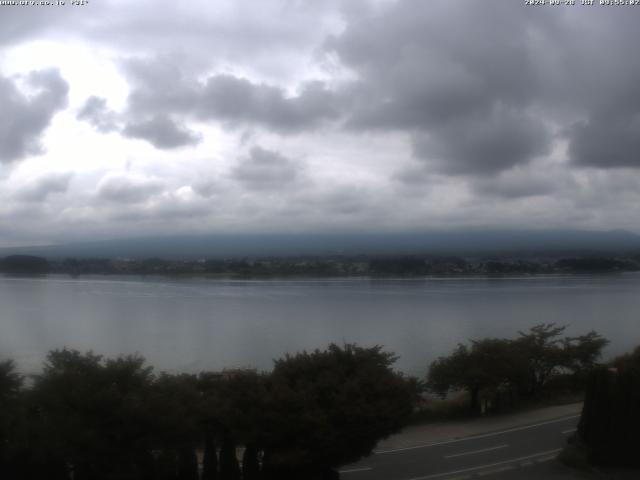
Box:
375;415;579;454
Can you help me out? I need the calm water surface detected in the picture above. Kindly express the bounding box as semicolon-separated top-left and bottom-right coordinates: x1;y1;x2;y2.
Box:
1;274;639;375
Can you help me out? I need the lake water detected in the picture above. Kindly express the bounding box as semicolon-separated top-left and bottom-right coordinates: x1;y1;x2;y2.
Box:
2;273;640;376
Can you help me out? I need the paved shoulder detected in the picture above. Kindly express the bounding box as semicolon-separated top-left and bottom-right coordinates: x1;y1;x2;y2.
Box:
376;403;582;452
340;403;584;480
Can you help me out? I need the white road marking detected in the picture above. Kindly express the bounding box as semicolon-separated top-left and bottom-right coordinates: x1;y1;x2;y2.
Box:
339;467;373;474
535;454;558;463
375;415;580;454
444;444;508;459
404;448;562;480
562;428;577;434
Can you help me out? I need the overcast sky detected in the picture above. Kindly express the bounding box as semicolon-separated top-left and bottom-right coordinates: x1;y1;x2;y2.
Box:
1;0;639;247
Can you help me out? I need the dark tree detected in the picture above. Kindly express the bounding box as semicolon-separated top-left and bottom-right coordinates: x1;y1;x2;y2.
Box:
515;323;568;396
369;257;428;275
0;360;21;397
428;325;608;413
0;360;23;477
199;369;269;479
578;346;640;467
29;350;156;480
555;257;630;273
562;331;609;375
261;344;418;477
427;339;526;414
149;373;202;479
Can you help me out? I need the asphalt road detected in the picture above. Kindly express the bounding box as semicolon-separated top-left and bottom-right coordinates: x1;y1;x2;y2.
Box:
340;414;580;480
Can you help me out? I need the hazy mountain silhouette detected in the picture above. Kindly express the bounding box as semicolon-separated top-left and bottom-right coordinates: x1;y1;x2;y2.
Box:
2;230;640;259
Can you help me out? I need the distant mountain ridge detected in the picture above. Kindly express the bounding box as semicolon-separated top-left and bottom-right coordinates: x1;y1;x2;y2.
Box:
2;229;640;259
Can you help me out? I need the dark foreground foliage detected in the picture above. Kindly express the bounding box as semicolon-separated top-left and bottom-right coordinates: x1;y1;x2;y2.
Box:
577;346;640;467
0;344;418;480
426;324;608;414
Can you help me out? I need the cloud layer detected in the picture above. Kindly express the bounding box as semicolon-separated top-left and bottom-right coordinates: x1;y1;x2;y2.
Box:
1;0;640;245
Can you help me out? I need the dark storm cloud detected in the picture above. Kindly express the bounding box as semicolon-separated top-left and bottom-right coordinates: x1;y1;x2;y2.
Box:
326;0;558;176
122;56;340;134
122;115;202;149
16;172;73;202
558;12;640;169
0;68;68;163
411;107;550;175
569;114;640;169
103;1;640;175
77;96;119;133
122;56;200;114
329;1;560;116
471;167;570;200
231;146;300;190
78;94;202;150
195;76;339;132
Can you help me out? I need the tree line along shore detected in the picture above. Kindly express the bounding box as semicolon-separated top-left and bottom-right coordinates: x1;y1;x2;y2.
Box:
2;253;640;277
1;324;638;479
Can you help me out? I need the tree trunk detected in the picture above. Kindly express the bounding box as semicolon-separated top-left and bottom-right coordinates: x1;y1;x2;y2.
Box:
242;444;260;480
202;433;218;480
177;447;199;480
469;386;481;415
156;449;179;480
136;449;157;480
219;435;240;480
